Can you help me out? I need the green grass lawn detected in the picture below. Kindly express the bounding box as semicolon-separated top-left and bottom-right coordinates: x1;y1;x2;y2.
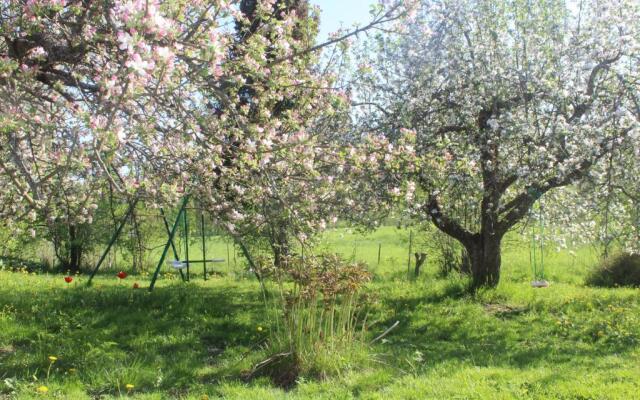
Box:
1;227;639;399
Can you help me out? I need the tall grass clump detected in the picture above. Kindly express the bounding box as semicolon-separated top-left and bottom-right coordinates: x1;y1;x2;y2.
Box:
586;253;640;287
252;254;371;388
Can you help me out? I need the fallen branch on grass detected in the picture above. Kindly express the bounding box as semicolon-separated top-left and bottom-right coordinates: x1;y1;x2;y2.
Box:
370;320;400;344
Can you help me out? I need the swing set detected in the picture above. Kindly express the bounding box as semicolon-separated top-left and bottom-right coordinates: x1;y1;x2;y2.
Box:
86;195;225;291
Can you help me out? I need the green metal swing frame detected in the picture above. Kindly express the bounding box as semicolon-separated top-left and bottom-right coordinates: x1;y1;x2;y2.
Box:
87;195;223;291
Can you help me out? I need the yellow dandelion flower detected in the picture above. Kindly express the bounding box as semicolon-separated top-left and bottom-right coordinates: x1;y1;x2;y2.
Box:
125;383;135;390
257;326;263;332
48;356;57;362
36;385;49;394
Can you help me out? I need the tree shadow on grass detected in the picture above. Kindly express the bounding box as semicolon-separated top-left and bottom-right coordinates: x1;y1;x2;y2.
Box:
0;255;48;271
0;282;266;395
372;280;640;373
3;275;639;396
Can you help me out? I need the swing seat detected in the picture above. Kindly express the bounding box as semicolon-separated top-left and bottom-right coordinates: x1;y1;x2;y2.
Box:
170;260;187;269
531;280;549;288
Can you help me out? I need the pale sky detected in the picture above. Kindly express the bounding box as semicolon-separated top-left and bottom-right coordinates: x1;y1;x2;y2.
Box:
313;0;377;41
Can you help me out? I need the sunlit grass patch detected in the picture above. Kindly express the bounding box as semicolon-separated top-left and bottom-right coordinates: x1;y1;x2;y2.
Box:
1;231;640;398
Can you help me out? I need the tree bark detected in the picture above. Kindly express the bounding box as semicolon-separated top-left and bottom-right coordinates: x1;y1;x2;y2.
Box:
460;248;471;274
414;252;427;277
271;228;290;268
465;233;502;289
66;225;83;273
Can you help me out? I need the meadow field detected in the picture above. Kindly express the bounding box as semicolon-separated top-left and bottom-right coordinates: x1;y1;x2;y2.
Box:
3;0;639;398
2;227;639;399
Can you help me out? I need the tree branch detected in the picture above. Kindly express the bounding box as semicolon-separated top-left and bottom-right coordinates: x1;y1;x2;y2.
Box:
426;195;476;245
267;3;405;66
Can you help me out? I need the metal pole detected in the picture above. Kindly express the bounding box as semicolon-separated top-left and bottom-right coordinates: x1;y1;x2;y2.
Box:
201;212;207;281
184;206;190;281
540;203;545;279
160;207;185;282
407;230;413;277
160;208;180;260
87;198;139;285
377;243;382;266
235;237;261;282
149;196;189;291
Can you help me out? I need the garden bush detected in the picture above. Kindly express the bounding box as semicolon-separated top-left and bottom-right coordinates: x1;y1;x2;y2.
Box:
250;254;371;388
586;253;640;287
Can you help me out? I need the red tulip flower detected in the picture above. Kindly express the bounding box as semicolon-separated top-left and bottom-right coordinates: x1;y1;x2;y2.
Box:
117;271;127;279
133;282;140;289
64;276;73;283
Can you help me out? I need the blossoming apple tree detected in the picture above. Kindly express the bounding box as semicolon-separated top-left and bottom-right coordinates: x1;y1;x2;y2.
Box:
0;0;414;269
353;0;640;287
570;136;640;256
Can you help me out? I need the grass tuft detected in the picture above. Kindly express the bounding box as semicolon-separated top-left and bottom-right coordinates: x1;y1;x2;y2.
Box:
250;255;371;387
